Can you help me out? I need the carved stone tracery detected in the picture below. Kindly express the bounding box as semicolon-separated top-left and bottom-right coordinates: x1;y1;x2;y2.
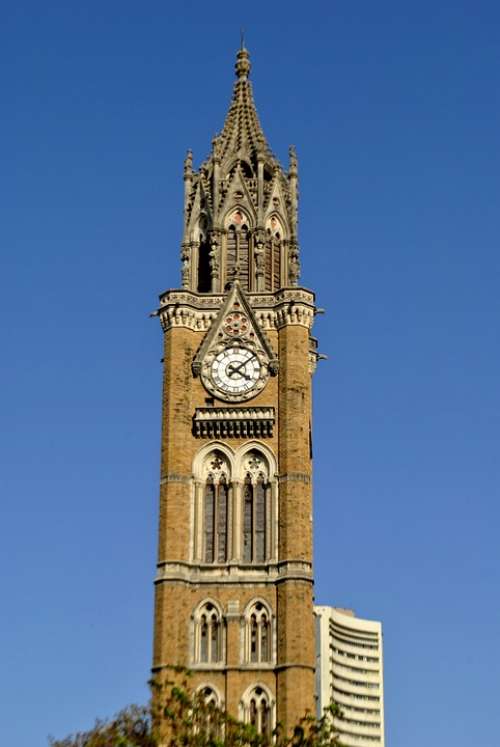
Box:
179;48;301;294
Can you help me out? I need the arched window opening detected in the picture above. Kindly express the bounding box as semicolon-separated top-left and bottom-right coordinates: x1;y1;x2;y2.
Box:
217;476;228;563
241;451;271;564
200;686;218;708
260;700;269;736
246;601;272;664
197;237;212;293
238;224;250;289
250;698;257;727
195;602;222;664
261;614;270;661
243;474;253;563
201;450;230;564
224;210;251;290
226;226;237;284
241;160;254;179
272;236;281;289
264;215;284;290
200;614;209;662
250;614;258;663
244;687;271;737
204;477;215;563
255;475;266;562
195;686;221;739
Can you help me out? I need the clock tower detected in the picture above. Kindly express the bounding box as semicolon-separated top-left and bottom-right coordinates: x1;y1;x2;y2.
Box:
152;47;319;735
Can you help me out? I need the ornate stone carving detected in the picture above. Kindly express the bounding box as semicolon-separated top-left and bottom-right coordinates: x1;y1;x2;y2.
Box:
184;149;193;177
193;407;275;438
288;243;301;286
191;283;278;399
177;48;302;294
180;244;191;289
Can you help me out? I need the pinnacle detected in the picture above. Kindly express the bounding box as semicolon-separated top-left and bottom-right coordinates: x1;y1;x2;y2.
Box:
235;47;251;79
213;47;272;168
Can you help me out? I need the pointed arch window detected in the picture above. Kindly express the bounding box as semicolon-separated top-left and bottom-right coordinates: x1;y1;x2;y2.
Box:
204;477;216;563
242;452;270;563
195;602;222;664
224;210;251;290
197;238;212;293
246;601;272;664
217;476;228;563
242;686;272;737
199;686;219;708
243;474;253;562
264;215;284;291
194;686;222;740
201;451;230;564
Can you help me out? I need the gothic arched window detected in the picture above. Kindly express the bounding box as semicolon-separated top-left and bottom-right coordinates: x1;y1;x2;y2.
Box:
201;451;230;564
195;686;222;739
264;215;284;291
197;216;211;293
193;444;277;566
241;451;270;563
224;209;251;290
199;685;219;708
245;601;272;664
195;602;222;664
241;686;273;737
243;474;253;562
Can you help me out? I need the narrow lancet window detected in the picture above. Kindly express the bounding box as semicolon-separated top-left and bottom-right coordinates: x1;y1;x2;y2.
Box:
246;601;272;664
250;613;258;662
204;477;215;563
244;687;271;735
195;602;222;664
243;474;253;562
217;477;228;563
255;475;266;562
200;614;209;662
197;238;212;293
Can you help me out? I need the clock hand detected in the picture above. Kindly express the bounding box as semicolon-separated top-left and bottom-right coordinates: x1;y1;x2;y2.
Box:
228;359;248;375
227;362;252;380
228;355;256;375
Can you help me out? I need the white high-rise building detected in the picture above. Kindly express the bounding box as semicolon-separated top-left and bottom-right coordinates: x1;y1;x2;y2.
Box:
315;606;385;746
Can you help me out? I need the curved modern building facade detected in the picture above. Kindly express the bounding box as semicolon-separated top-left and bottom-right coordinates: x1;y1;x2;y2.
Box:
315;606;385;746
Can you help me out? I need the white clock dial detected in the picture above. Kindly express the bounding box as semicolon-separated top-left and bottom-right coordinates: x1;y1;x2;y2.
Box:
211;347;261;395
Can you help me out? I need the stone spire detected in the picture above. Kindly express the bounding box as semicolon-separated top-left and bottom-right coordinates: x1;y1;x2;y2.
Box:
181;48;301;294
212;47;272;170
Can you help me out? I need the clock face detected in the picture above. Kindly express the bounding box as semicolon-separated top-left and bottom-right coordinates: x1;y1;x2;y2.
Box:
211;347;261;395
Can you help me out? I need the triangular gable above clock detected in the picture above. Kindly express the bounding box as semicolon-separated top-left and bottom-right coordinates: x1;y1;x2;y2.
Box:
192;281;278;377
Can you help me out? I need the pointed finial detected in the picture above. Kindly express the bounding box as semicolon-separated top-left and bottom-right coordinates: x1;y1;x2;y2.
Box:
240;28;245;50
235;45;251;80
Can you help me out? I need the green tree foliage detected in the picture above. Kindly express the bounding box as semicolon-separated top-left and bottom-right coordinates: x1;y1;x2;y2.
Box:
49;669;343;747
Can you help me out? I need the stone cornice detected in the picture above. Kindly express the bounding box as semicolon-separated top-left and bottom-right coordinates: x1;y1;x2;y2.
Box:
154;559;313;585
157;287;316;332
193;406;275;438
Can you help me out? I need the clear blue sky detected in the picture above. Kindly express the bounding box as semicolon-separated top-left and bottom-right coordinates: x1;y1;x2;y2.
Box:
1;2;499;745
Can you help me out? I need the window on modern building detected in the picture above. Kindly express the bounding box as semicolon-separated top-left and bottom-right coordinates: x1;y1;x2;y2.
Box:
195;602;222;664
